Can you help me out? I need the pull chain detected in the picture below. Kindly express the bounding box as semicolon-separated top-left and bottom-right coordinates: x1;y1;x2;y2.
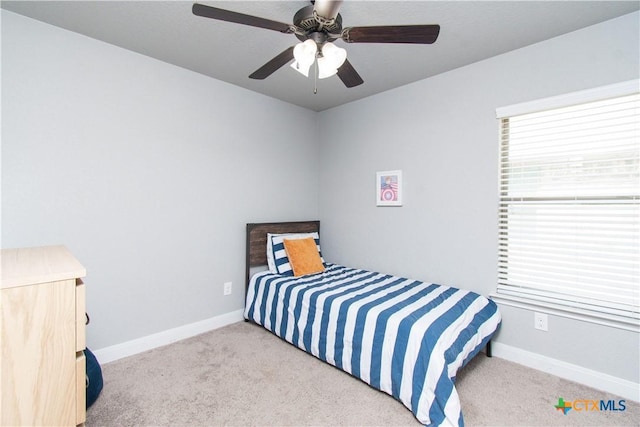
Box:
313;56;318;94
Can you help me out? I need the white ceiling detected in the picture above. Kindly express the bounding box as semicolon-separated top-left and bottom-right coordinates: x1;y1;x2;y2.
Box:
3;1;638;111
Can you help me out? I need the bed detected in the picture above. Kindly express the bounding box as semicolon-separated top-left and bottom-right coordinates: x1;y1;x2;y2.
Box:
243;220;501;426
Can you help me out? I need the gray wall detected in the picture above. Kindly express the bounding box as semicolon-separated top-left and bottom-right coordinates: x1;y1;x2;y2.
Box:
1;11;320;349
317;12;639;383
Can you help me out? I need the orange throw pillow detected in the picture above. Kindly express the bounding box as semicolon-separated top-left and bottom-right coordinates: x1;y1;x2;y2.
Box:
283;237;325;277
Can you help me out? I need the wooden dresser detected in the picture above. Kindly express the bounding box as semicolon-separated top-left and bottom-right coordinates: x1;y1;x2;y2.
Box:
1;245;87;426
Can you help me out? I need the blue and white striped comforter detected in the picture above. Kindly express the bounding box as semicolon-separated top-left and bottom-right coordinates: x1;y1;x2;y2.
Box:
244;264;501;426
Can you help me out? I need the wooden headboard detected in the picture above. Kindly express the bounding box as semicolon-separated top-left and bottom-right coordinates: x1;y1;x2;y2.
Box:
245;220;320;291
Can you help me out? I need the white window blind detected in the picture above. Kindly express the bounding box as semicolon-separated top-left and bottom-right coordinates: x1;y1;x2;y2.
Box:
497;82;640;327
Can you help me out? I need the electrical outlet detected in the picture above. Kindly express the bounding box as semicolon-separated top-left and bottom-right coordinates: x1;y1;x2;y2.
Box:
223;281;232;296
534;312;548;331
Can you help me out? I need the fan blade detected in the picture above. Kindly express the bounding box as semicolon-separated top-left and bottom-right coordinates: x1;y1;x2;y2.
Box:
313;0;343;20
342;25;440;44
192;3;292;33
336;59;364;88
249;46;295;80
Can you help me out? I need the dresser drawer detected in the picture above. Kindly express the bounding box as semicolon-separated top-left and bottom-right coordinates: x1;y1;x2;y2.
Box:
76;279;86;352
0;279;77;426
76;352;87;425
75;279;87;425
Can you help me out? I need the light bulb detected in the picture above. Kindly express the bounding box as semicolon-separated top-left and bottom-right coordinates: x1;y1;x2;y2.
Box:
291;39;317;77
317;56;338;79
317;42;347;79
290;60;311;77
321;42;347;69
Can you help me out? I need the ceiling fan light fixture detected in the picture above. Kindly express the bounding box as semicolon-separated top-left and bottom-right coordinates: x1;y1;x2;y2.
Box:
291;39;317;77
294;40;317;64
290;60;311;77
322;42;347;68
317;42;346;79
317;56;338;79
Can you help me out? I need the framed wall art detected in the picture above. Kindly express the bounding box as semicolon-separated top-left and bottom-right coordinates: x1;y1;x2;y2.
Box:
376;170;402;206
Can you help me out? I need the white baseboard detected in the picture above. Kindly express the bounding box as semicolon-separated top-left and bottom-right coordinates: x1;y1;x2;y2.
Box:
92;315;638;402
93;309;245;364
491;341;639;402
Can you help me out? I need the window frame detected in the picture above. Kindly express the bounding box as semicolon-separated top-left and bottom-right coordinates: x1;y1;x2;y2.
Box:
492;80;640;333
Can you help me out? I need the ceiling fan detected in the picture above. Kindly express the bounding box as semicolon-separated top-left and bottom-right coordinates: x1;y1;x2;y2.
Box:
192;0;440;88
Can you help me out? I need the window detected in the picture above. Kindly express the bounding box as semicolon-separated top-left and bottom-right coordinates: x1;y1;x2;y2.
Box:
495;81;639;331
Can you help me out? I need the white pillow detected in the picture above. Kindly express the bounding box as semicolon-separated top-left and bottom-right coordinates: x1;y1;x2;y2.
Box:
267;232;323;275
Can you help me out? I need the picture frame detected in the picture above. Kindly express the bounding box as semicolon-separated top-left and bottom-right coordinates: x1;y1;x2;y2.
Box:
376;170;402;206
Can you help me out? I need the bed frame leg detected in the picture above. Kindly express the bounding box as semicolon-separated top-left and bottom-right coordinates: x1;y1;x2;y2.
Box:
486;340;492;358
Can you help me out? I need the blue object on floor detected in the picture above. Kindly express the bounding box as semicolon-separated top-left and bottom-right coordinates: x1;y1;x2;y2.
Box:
85;347;103;408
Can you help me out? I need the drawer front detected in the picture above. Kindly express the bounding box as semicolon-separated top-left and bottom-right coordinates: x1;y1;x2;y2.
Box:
76;279;86;352
76;353;87;425
1;280;76;426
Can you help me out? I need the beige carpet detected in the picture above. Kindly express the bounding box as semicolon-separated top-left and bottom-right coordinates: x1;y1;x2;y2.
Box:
87;321;638;426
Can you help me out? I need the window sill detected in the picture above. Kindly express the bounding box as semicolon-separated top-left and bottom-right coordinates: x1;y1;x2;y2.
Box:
490;293;640;333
